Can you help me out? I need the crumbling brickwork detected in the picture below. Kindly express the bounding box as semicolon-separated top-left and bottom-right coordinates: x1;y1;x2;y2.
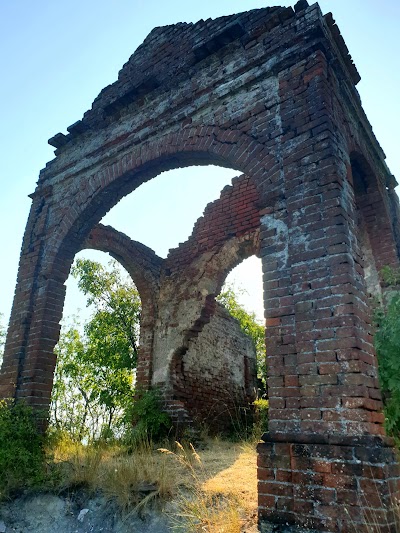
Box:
171;302;257;431
82;174;260;430
1;1;400;530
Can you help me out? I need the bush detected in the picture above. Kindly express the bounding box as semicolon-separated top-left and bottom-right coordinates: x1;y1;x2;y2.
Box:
252;398;269;439
0;400;46;498
375;293;400;440
126;389;172;444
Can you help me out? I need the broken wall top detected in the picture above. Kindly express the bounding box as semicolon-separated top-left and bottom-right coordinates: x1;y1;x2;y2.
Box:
46;2;361;157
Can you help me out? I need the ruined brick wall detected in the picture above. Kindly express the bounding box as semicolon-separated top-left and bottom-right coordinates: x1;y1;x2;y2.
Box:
81;174;260;433
171;303;257;431
2;1;400;531
165;174;260;272
152;173;260;388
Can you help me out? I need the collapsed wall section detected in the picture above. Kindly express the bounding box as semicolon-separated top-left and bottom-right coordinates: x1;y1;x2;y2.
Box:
171;303;257;432
151;173;260;390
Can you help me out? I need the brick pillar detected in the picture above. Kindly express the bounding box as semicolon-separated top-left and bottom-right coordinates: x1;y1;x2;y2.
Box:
0;193;66;411
258;435;400;532
258;196;400;531
0;272;65;411
257;50;400;532
136;305;155;390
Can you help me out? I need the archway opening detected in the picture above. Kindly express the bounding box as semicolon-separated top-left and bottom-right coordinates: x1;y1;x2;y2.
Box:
101;165;239;258
218;256;266;430
52;249;141;442
55;163;264;439
223;255;266;390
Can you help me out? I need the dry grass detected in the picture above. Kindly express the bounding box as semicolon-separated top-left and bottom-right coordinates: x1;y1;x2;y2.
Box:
98;441;175;513
160;439;258;532
49;437;178;510
202;441;257;515
51;438;105;490
47;435;258;531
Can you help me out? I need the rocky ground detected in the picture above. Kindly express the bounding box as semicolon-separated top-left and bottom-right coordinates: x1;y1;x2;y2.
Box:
0;492;313;532
0;493;174;533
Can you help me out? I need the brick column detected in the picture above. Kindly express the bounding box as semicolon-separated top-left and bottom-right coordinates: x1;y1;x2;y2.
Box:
257;48;400;532
258;434;400;532
0;193;65;410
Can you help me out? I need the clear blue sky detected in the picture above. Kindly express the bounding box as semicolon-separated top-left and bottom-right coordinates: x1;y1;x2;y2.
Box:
1;0;399;327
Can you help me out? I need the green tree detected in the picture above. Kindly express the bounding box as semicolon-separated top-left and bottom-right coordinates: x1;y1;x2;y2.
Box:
217;284;267;387
51;259;141;441
374;266;400;440
375;293;400;439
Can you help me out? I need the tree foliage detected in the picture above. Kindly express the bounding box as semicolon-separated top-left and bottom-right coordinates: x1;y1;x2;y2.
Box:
217;284;266;386
51;259;141;441
375;294;400;438
374;266;400;440
380;265;400;287
71;258;141;367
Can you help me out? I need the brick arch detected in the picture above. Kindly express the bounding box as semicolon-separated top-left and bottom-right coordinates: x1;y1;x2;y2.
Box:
1;127;273;408
82;224;162;301
46;125;272;280
349;151;399;281
167;230;260;364
81;224;163;389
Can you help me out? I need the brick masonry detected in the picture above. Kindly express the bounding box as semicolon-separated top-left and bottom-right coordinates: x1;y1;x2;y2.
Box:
171;302;257;431
81;178;259;431
1;1;400;531
258;434;400;533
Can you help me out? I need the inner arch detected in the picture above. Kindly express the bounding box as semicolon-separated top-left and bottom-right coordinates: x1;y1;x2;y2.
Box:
101;165;238;258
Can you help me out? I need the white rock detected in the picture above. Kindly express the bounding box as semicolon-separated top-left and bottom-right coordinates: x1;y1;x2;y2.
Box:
0;520;6;533
77;508;89;522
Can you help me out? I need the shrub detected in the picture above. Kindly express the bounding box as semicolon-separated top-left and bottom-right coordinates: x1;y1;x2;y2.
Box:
0;400;46;498
126;389;172;444
253;398;269;437
375;293;400;440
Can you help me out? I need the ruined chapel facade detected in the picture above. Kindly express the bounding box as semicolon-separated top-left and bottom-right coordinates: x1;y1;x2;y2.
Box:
1;1;400;531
